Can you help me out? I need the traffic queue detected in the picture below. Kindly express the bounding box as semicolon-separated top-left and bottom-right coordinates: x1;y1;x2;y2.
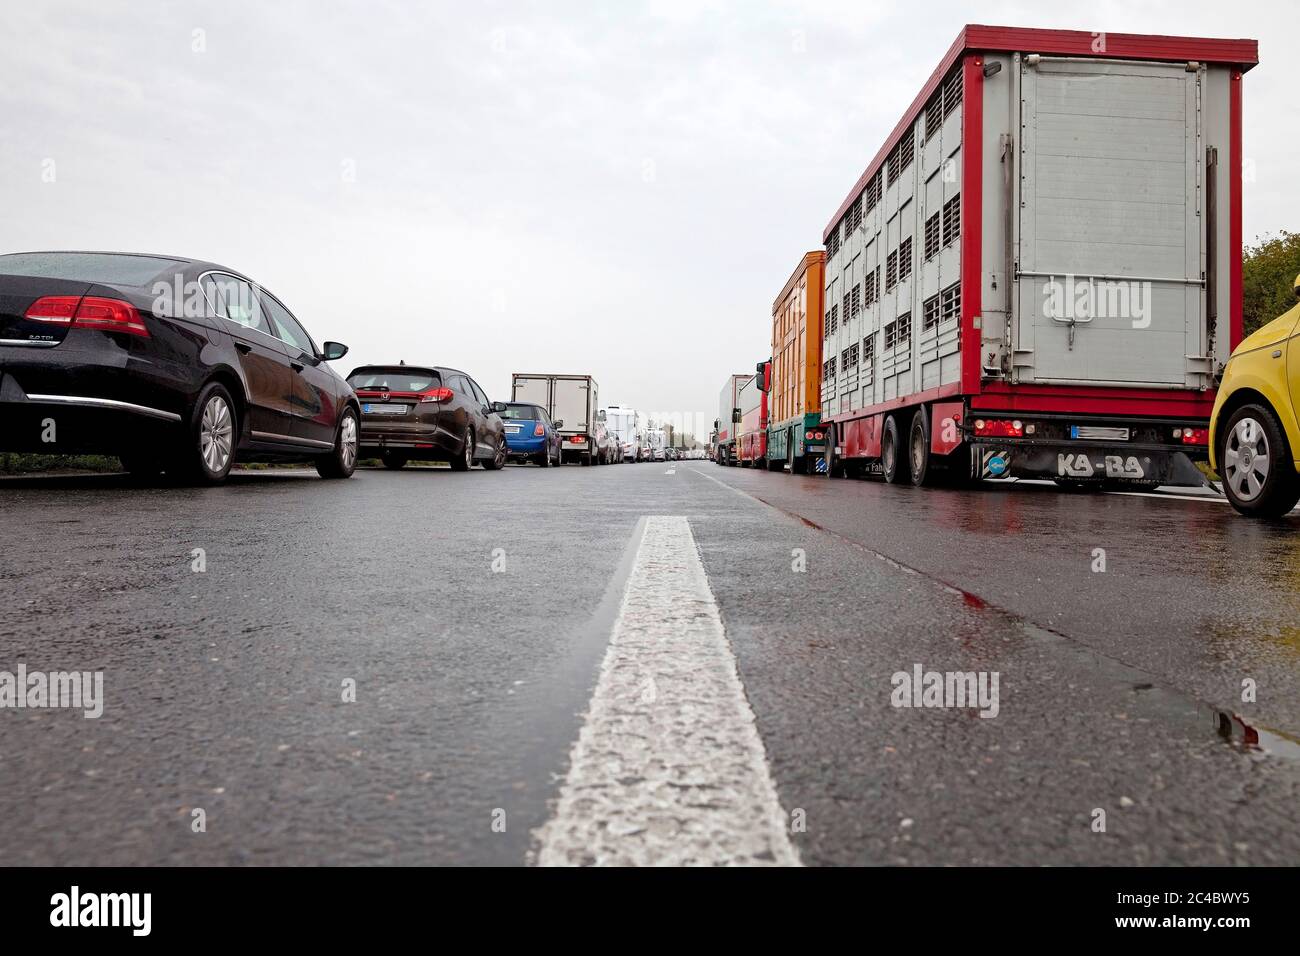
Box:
708;25;1299;518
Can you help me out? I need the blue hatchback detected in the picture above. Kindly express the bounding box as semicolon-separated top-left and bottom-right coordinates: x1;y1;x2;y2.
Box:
500;402;563;467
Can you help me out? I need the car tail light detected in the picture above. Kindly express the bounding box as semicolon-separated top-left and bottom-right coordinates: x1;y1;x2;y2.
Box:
1176;427;1208;445
25;295;148;337
973;418;1023;438
418;387;454;404
533;423;545;436
24;295;79;324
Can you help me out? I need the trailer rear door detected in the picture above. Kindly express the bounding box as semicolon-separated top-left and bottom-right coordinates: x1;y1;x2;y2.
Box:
552;378;593;435
1016;57;1204;388
512;375;551;413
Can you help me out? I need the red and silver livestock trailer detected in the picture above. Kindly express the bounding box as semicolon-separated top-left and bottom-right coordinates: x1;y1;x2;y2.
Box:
817;25;1257;486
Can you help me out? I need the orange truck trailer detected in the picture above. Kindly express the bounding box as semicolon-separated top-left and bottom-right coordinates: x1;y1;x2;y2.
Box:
763;251;826;473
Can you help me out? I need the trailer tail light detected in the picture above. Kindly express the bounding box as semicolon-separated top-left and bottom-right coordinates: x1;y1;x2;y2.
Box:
973;418;1023;438
26;295;149;337
533;423;545;436
418;387;454;404
1176;427;1208;445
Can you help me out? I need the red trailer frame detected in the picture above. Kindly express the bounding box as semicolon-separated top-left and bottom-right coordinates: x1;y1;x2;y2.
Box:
816;25;1257;486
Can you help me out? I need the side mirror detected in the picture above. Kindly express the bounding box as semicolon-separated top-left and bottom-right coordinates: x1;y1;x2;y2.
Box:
553;419;564;429
321;341;349;361
1293;273;1300;299
732;408;741;424
490;401;508;414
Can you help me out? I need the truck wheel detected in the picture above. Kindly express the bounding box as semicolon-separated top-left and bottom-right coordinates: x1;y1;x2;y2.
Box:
882;414;911;485
450;427;474;471
822;424;844;478
1219;404;1300;517
581;452;591;466
908;408;933;487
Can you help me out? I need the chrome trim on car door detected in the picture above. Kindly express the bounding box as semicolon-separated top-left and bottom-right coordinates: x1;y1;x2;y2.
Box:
24;393;183;423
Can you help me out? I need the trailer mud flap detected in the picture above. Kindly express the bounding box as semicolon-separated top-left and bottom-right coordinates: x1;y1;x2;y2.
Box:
972;444;1206;487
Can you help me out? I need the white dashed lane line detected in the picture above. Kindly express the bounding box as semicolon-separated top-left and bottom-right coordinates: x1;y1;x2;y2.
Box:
534;515;800;866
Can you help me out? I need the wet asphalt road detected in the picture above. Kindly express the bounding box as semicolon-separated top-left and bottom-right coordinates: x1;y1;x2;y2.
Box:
1;460;1298;865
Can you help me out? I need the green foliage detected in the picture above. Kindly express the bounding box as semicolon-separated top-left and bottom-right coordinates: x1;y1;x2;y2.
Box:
1242;231;1300;337
0;453;121;474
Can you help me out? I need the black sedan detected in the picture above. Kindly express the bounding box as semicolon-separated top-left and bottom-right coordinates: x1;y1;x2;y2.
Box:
0;251;359;483
347;364;508;471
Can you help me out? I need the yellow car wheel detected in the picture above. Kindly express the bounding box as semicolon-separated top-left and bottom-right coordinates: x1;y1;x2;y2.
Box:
1219;404;1300;517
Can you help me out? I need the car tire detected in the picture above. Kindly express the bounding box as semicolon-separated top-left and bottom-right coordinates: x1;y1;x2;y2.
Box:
882;414;910;485
482;434;506;471
450;427;474;471
172;382;237;485
380;451;408;470
553;444;563;467
908;407;933;487
316;407;359;479
1219;403;1300;517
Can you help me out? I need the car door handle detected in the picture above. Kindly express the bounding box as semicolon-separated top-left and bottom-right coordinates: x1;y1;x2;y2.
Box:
234;342;251;354
290;361;305;372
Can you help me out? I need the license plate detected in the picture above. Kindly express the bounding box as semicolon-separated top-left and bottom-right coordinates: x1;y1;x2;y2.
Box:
504;425;523;433
363;403;409;415
1070;425;1130;441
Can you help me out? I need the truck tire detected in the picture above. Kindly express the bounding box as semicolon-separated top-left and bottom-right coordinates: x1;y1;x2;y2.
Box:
908;407;934;487
882;414;911;485
1219;403;1300;517
822;424;844;478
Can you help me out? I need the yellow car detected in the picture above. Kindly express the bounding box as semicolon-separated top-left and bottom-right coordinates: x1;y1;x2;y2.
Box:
1210;274;1300;516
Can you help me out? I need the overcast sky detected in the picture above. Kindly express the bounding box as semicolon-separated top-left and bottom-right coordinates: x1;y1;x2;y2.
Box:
2;1;1295;430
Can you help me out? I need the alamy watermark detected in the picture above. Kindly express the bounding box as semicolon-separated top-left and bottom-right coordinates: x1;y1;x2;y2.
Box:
1;665;103;718
891;664;999;718
1043;274;1152;329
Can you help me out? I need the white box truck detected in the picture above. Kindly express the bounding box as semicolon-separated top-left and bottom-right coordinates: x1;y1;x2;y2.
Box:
511;373;600;465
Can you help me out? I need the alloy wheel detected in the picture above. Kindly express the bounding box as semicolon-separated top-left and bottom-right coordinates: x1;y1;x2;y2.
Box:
340;414;357;471
1224;417;1270;502
200;394;233;475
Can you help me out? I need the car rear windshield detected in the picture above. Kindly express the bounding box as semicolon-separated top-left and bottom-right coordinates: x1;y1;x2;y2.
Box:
500;405;539;421
0;252;185;286
347;368;440;391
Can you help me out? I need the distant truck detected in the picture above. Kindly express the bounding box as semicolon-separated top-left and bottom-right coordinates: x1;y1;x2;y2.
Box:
766;251;826;473
737;361;770;467
714;373;752;465
603;405;643;462
511;373;600;466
